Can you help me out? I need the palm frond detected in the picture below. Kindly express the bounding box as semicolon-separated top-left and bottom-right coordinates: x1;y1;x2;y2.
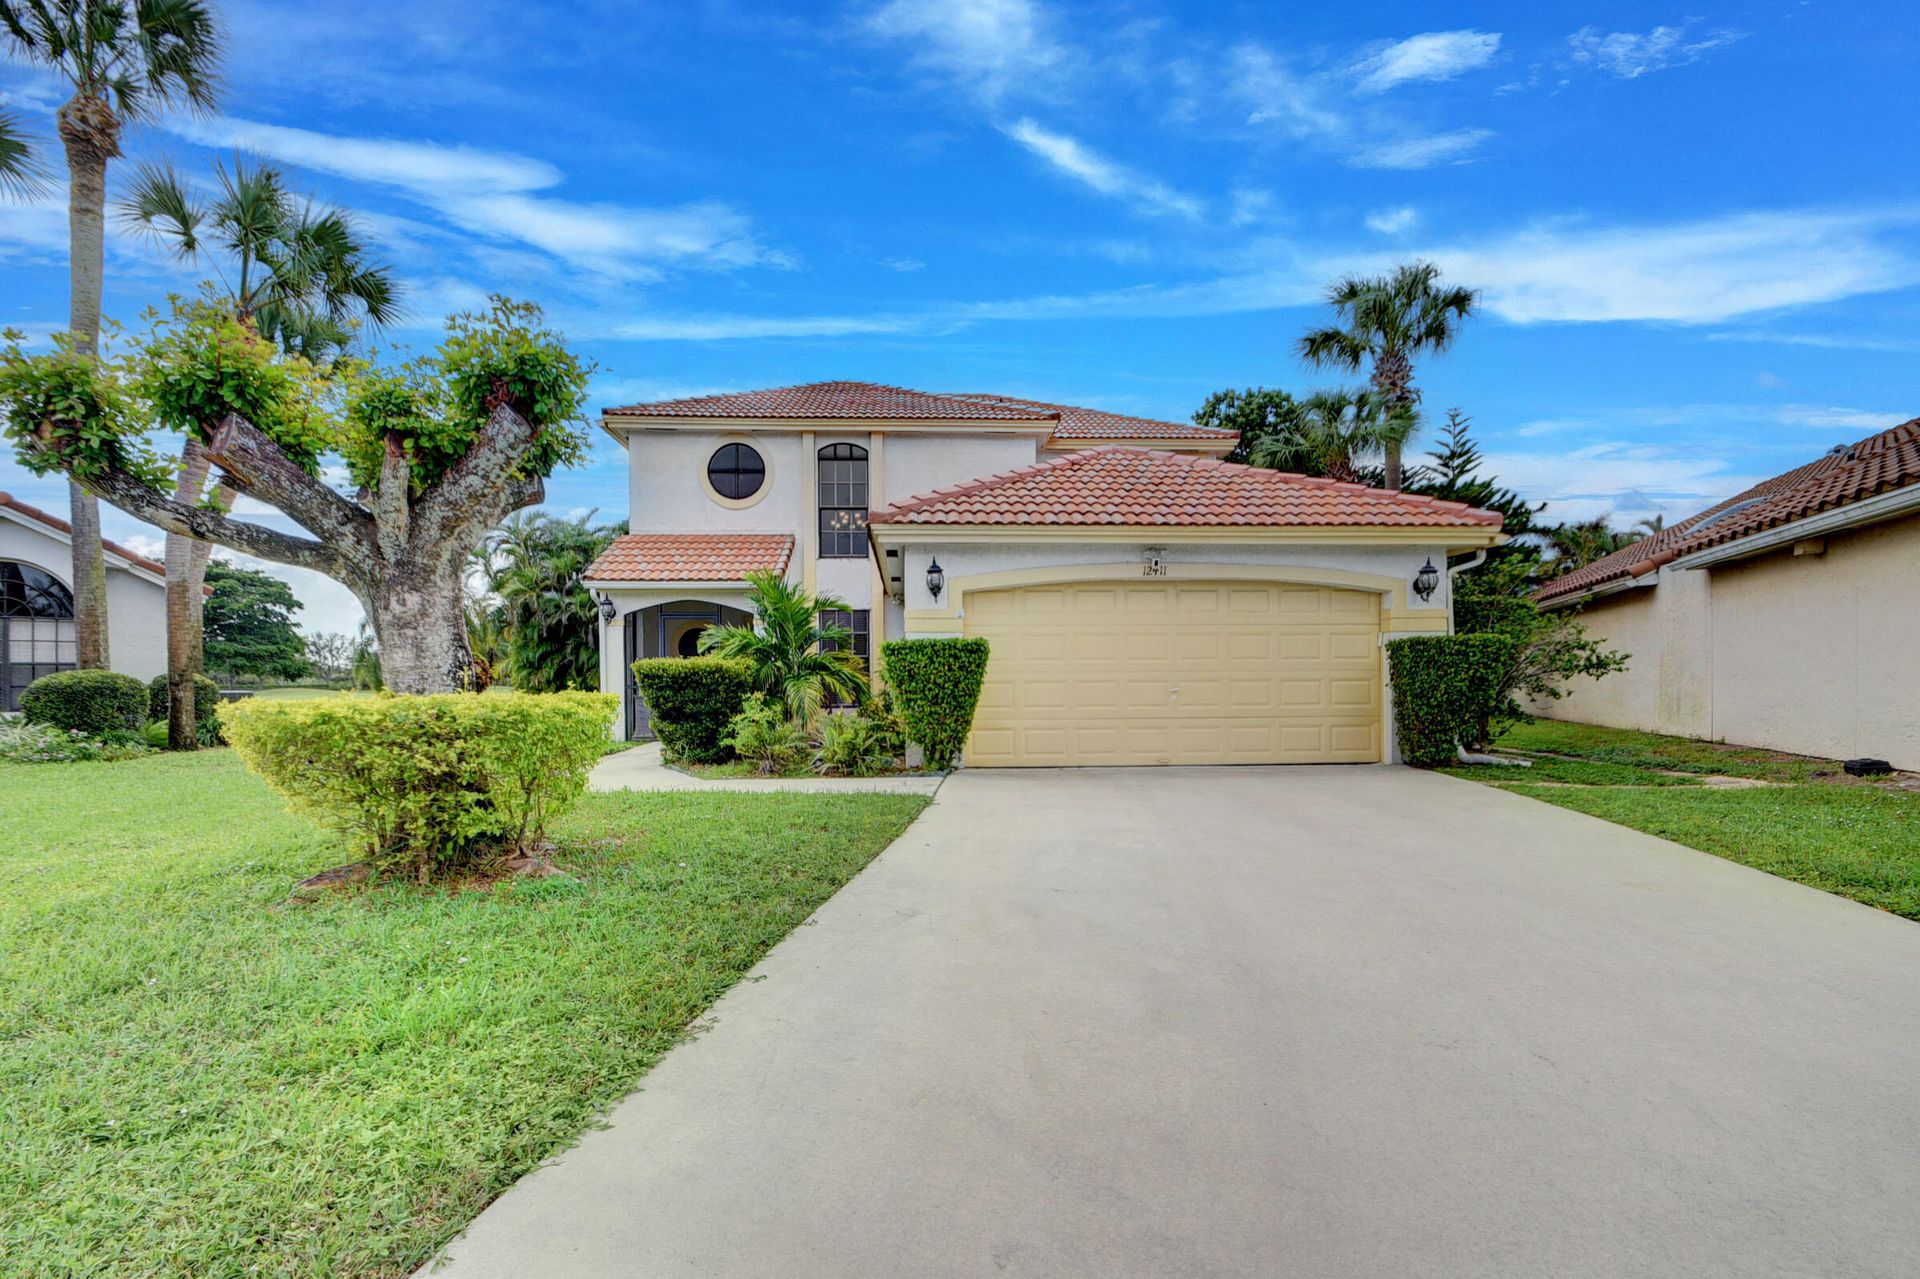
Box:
115;158;202;249
0;106;48;198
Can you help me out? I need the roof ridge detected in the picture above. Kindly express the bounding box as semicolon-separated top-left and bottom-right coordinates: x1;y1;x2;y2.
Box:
0;490;171;577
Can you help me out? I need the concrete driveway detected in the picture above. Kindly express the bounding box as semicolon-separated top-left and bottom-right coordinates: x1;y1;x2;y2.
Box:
425;766;1920;1278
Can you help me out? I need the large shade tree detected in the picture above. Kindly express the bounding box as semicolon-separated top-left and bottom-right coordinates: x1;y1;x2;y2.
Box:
1297;261;1476;490
119;157;398;744
1;0;222;669
201;561;309;682
1;297;594;693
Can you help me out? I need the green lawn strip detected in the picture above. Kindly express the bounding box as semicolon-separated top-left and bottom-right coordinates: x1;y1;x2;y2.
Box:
1439;756;1704;787
1494;719;1839;783
0;751;927;1278
1495;782;1920;920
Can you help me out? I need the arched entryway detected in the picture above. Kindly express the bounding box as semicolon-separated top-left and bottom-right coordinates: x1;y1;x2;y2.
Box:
621;600;753;740
2;560;77;712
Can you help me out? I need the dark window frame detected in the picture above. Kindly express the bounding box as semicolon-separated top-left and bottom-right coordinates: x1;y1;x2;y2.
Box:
816;443;869;558
818;608;870;708
1;561;77;713
706;442;766;501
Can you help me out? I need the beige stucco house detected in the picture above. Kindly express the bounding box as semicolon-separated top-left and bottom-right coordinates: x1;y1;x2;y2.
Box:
1;491;172;711
1535;417;1920;769
584;382;1505;765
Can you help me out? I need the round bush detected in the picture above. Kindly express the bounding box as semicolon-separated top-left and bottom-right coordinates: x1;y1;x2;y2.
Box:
631;657;753;763
20;670;150;736
148;673;224;742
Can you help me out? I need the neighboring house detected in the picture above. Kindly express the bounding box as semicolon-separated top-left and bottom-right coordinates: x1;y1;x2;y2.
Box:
1534;417;1920;769
0;491;171;711
585;381;1504;765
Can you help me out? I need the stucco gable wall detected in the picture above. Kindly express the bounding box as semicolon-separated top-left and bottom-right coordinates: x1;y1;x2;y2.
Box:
1;515;169;682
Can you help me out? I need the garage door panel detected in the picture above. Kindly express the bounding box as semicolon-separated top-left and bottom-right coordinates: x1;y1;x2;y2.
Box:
964;581;1382;766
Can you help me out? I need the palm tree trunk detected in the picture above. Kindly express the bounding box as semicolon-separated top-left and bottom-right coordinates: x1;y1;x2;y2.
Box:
57;96;120;670
164;444;215;749
1370;348;1416;490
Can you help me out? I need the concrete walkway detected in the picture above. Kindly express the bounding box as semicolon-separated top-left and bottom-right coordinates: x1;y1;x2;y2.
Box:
590;740;944;795
426;766;1920;1278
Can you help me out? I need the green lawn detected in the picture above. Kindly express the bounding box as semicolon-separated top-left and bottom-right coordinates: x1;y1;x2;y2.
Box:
1447;720;1920;920
0;750;927;1278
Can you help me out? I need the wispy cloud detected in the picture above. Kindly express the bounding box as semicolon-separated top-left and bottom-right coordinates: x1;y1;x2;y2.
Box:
612;313;924;341
1567;24;1745;80
1000;119;1202;219
1704;330;1920;354
1353;128;1492;170
1484;441;1762;526
1222;44;1348;141
164;116;778;281
1365;206;1420;235
863;0;1074;104
1354;30;1501;92
1774;405;1911;432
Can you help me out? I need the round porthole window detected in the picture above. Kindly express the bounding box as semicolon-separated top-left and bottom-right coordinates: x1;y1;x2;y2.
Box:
706;443;766;501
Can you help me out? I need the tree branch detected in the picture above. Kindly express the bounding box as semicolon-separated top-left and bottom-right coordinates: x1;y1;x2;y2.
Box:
205;413;377;558
375;433;410;561
410;403;541;551
83;465;346;577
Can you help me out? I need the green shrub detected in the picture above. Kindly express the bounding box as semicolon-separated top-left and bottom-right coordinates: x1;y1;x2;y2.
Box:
722;694;808;775
0;718;150;763
147;672;225;745
881;637;990;771
221;691;615;880
631;657;753;763
19;670;149;736
1385;635;1519;767
814;711;902;777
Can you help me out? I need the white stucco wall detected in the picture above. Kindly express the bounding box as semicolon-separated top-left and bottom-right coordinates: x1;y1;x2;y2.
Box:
625;429;806;533
884;432;1041;506
0;515;169;682
1538;513;1920;769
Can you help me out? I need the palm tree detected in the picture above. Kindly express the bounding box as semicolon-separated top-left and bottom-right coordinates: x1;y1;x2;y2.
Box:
1634;513;1665;538
1297;260;1476;489
483;511;625;693
1245;389;1411;485
1540;517;1636;576
0;107;47;195
120;155;396;744
698;570;868;723
2;0;222;670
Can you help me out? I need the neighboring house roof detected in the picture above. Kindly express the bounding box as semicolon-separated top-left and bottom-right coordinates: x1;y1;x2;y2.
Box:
1535;416;1920;605
0;490;172;581
940;393;1238;443
868;447;1504;529
584;533;796;583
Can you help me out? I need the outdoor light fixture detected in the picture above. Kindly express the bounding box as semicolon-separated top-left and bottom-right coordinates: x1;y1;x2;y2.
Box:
926;557;945;601
597;592;616;622
1412;559;1440;603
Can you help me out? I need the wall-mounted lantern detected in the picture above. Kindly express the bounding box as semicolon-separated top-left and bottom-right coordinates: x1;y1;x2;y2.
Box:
1411;559;1440;603
926;557;946;602
597;592;616;622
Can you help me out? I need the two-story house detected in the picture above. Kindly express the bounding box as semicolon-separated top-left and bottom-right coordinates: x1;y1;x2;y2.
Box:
584;381;1504;765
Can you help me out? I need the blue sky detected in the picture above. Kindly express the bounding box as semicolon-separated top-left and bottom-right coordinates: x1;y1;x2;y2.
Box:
3;0;1917;635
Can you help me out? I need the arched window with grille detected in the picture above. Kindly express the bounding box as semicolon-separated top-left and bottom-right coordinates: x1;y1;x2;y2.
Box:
1;561;77;712
817;443;869;558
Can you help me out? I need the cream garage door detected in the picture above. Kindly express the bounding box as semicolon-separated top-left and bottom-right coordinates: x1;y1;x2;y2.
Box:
964;581;1382;766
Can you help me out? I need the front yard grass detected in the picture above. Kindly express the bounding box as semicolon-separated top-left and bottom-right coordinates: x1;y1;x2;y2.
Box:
1447;720;1920;920
0;750;927;1278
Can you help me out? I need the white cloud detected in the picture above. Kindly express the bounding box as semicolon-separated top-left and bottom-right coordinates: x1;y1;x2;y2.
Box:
1353;129;1492;170
1226;44;1348;141
1000;119;1203;219
1484;442;1762;527
1428;209;1920;323
1567;25;1744;80
884;257;927;272
1365;206;1419;235
1229;189;1275;228
864;0;1073;104
163;115;775;280
1354;30;1501;93
613;313;923;341
1704;330;1920;354
1774;405;1911;432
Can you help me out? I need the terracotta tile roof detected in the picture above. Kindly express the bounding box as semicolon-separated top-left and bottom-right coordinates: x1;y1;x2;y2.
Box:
605;381;1054;421
869;447;1503;529
0;490;171;578
584;533;795;583
941;393;1237;442
1535;416;1920;604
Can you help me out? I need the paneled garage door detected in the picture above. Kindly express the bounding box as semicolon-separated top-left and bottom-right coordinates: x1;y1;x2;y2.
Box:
963;581;1382;766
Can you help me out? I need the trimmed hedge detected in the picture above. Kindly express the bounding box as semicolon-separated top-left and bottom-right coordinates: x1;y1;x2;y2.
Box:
19;670;149;736
148;673;224;744
222;691;615;880
1385;634;1519;767
881;637;990;771
631;657;754;763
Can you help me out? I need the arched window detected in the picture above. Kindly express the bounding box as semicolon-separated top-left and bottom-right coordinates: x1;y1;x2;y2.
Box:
1;561;77;712
817;443;868;558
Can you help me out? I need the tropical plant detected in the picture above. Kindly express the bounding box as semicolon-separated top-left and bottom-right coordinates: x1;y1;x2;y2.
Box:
1;0;223;671
202;561;310;681
722;693;809;774
4;296;594;692
1244;388;1409;484
0;106;47;195
1540;517;1639;576
1634;513;1666;537
1297;260;1477;489
698;570;868;722
813;711;901;777
482;510;624;692
349;621;381;691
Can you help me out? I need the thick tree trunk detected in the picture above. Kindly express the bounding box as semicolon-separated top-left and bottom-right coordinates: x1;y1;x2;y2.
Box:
58;96;118;669
369;567;473;694
164;444;215;749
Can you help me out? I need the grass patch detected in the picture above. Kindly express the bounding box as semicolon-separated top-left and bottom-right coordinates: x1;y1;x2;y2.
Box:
0;750;927;1277
1448;720;1920;921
